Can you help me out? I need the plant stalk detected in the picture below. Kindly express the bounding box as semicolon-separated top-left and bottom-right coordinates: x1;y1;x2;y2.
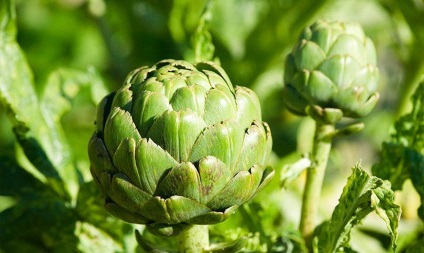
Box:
178;225;209;253
299;122;334;246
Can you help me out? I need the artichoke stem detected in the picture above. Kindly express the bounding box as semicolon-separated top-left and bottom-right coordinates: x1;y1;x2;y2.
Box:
178;225;209;253
299;122;334;247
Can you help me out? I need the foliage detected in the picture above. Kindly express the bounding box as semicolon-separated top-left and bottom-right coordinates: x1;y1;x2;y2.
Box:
1;0;423;252
372;80;424;220
315;164;400;253
0;1;136;251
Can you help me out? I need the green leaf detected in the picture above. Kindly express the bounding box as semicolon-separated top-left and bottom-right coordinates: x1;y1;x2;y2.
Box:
0;1;108;200
372;143;416;190
76;181;121;238
409;150;424;221
372;80;424;219
40;67;108;181
271;230;309;253
315;164;401;253
0;155;46;197
75;222;124;253
75;182;138;252
13;133;70;200
0;192;77;249
0;0;69;199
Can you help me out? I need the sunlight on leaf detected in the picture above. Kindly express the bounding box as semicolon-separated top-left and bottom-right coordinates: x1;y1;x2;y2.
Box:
315;163;401;253
0;0;71;199
0;0;108;200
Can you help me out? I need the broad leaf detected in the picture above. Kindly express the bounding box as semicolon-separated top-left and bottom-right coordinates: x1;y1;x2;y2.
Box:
315;164;401;253
0;0;70;199
75;222;124;253
0;0;107;200
0;155;46;196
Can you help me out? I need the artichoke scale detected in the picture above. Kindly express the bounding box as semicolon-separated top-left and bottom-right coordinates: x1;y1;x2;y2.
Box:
169;85;208;117
317;55;362;89
327;34;366;63
206;165;264;210
155;162;202;202
235;86;262;130
105;202;149;224
146;109;207;162
306;70;337;104
139;196;211;224
294;40;326;71
187;205;239;224
189;120;244;171
103;107;141;155
131;91;171;137
203;84;237;125
197;156;232;205
108;172;151;213
234;121;270;174
113;138;141;188
111;83;132;112
135;138;178;195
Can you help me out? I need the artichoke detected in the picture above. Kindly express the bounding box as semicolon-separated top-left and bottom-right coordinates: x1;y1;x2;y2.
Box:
88;59;273;236
283;19;379;121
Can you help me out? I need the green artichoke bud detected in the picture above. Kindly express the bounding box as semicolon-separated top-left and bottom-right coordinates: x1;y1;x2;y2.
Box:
283;19;379;121
88;59;274;236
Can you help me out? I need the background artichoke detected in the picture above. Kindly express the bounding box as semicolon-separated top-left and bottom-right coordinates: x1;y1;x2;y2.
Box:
283;19;380;120
88;59;273;236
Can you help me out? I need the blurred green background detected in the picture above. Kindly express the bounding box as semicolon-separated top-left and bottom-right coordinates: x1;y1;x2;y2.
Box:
1;0;423;252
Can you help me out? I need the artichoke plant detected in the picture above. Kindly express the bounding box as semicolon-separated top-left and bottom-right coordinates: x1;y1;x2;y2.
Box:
88;59;273;236
283;19;379;121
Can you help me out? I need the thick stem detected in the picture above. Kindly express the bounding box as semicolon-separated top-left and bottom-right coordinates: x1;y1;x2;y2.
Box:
178;225;209;253
299;122;334;247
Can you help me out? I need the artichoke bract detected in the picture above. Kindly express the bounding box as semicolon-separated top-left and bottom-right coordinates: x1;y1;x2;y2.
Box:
283;19;379;121
88;59;274;236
